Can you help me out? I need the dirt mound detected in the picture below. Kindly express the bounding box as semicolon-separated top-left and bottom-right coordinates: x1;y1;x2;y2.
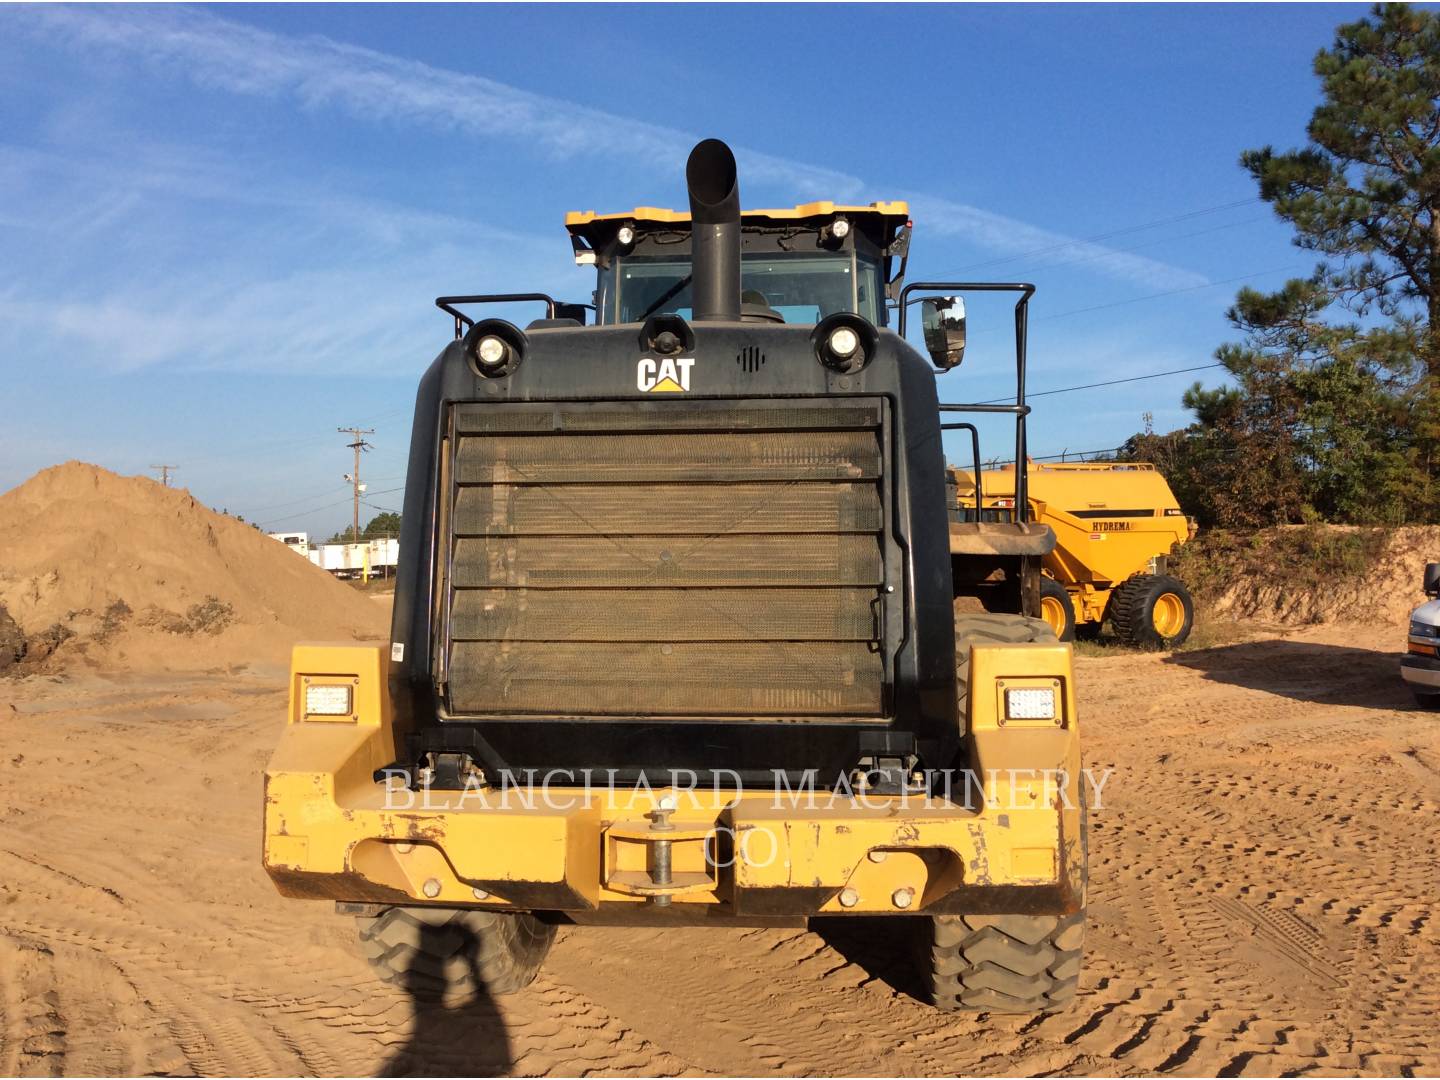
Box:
1182;524;1440;629
0;462;387;672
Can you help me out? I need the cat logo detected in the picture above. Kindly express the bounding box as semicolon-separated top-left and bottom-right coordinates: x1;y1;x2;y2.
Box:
637;356;695;393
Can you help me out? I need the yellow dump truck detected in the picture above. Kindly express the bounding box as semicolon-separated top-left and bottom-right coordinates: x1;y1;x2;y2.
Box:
263;140;1087;1013
951;462;1195;647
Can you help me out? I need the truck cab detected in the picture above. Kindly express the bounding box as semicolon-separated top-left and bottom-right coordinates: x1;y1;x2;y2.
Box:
1403;562;1440;707
566;200;909;327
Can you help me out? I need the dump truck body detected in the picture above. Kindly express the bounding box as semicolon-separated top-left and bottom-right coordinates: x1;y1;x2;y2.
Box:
951;462;1196;645
264;140;1087;1012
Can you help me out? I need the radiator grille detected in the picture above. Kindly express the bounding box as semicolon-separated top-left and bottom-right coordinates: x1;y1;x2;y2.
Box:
443;400;887;718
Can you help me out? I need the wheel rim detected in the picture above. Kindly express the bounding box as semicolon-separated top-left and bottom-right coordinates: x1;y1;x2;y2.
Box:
1152;592;1186;637
1040;595;1068;636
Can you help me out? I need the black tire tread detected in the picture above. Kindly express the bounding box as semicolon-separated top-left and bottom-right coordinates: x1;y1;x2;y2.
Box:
955;612;1058;724
928;911;1085;1014
1110;572;1193;649
1412;689;1440;710
356;906;555;997
938;615;1085;1013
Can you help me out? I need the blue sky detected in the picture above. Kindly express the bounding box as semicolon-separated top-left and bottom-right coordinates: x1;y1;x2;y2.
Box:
1;3;1356;537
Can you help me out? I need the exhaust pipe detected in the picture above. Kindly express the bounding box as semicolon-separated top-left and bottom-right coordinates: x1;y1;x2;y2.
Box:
686;139;741;322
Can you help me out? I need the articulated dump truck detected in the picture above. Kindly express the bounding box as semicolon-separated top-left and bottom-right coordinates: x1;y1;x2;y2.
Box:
263;140;1086;1013
950;462;1197;647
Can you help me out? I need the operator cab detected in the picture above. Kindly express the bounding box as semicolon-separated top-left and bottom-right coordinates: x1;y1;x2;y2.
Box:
565;202;911;327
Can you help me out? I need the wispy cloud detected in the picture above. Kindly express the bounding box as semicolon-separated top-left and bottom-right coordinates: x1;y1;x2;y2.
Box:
12;4;1206;291
906;195;1209;290
0;134;575;374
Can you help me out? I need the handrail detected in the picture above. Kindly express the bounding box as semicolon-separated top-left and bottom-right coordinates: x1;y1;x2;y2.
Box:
905;281;1035;522
941;421;984;518
436;294;563;340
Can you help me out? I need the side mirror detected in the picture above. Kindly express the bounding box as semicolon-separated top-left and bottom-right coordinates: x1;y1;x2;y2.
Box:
921;296;966;369
1424;562;1440;598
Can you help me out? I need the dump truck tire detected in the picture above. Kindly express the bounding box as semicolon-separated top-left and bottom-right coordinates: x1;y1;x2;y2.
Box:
356;907;555;997
1038;578;1076;642
1413;689;1440;710
1111;573;1193;649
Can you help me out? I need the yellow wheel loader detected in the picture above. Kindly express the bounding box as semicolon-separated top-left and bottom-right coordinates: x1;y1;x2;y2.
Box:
949;461;1196;647
263;140;1086;1013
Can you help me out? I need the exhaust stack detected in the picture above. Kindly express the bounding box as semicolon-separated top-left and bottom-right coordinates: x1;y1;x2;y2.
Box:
685;139;741;322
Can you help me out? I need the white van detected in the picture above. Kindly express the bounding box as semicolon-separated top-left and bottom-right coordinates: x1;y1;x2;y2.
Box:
1401;562;1440;708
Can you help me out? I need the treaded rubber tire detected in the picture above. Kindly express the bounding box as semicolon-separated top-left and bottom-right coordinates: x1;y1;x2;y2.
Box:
927;910;1085;1013
1413;689;1440;710
1038;577;1077;642
357;907;555;997
1110;573;1194;650
955;612;1058;723
938;611;1085;1014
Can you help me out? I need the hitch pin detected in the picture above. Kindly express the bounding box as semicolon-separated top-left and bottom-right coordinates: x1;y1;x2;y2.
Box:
646;800;677;907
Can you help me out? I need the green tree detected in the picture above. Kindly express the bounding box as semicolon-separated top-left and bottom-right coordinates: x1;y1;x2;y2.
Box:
1242;2;1440;372
361;511;401;541
327;511;401;544
1135;4;1440;526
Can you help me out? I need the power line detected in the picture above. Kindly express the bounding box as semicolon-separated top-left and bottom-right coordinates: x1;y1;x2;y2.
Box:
252;494;358;528
929;197;1261;277
977;363;1225;405
253;486;406;530
1012;215;1269;276
976;446;1127;468
235;485;352;517
181;405;411;466
1030;263;1306;324
150;464;179;487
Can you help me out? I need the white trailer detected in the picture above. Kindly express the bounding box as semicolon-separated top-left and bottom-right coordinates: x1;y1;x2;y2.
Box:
311;538;399;580
267;531;311;555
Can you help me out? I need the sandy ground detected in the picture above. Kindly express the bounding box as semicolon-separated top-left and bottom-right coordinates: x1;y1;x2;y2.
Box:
1;620;1438;1077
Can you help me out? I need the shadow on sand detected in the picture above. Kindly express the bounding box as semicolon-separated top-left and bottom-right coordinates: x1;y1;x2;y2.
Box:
1165;636;1414;709
811;915;929;1004
379;922;513;1078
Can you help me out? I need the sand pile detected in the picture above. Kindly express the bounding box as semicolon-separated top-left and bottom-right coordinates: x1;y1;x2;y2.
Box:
1201;524;1440;629
0;462;387;673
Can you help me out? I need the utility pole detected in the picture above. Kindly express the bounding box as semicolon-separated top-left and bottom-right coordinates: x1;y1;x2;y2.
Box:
338;428;375;543
150;464;178;487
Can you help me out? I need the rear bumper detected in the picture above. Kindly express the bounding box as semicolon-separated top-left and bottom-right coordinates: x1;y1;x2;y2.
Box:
264;644;1084;919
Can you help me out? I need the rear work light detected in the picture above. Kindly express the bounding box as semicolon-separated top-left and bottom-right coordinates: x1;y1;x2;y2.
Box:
304;683;353;717
1004;686;1057;722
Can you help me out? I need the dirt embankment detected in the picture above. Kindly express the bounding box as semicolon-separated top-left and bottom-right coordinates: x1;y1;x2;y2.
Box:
1174;524;1439;630
0;462;386;675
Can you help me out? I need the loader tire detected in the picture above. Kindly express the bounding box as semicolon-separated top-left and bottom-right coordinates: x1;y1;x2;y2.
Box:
1038;577;1076;642
1110;573;1193;650
357;906;554;998
926;910;1085;1013
955;612;1058;724
926;791;1088;1014
940;613;1085;1013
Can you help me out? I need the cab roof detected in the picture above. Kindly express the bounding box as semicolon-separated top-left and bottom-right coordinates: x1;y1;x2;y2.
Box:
565;201;910;248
